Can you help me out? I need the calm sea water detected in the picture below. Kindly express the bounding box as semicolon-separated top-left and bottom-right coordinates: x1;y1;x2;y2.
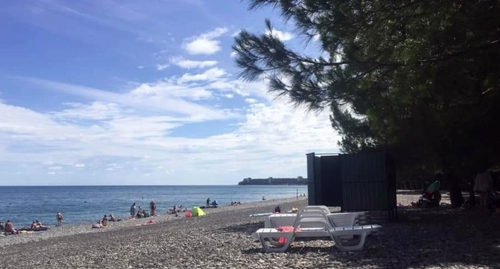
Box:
0;185;307;227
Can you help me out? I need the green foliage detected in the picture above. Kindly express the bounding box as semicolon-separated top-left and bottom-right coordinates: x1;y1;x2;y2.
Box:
234;0;500;173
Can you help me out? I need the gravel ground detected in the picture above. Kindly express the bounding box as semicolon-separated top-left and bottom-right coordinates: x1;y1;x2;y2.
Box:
1;195;500;269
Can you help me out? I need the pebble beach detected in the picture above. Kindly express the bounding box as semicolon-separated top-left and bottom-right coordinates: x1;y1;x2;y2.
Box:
1;194;500;269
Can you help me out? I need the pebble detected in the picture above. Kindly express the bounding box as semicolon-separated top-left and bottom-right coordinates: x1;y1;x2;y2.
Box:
0;195;499;268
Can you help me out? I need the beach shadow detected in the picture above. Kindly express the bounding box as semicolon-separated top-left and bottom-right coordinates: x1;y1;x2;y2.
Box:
241;245;335;255
241;208;500;268
219;221;264;235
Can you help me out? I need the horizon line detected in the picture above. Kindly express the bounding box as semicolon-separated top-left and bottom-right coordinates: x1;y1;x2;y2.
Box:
0;184;310;187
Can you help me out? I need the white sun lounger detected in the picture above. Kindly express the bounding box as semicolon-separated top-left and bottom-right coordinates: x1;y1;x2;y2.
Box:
255;224;380;252
265;212;363;229
254;208;381;252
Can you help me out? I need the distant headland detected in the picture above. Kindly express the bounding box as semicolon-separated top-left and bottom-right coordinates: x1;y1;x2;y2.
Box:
238;177;307;185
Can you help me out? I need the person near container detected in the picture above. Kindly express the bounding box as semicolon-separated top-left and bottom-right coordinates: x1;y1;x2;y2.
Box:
474;167;493;211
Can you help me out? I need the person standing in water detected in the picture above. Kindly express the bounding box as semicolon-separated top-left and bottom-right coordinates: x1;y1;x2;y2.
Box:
150;201;157;216
56;212;63;226
130;202;136;219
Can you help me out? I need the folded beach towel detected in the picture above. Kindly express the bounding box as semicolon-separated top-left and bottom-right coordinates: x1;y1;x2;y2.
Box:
276;226;301;244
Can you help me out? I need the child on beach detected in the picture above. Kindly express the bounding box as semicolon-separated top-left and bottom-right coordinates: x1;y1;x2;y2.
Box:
56;212;63;226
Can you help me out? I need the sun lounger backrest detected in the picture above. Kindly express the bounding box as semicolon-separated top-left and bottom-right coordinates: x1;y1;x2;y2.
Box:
328;213;358;227
304;206;330;215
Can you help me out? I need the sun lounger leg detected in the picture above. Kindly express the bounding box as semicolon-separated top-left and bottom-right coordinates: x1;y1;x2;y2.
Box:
331;231;367;251
259;233;294;253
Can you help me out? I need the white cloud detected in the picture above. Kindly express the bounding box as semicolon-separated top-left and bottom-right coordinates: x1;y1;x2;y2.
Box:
131;81;213;101
49;166;63;170
54;102;123;120
182;27;228;55
232;30;241;37
137;66;145;69
230;51;237;57
265;29;293;41
156;64;169;71
21;77;237;121
170;57;218;69
4;73;341;185
177;68;226;83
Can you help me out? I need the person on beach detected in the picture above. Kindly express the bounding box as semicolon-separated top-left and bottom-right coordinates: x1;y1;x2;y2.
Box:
475;167;493;211
274;206;281;213
150;201;157;216
109;214;116;222
130;203;136;219
5;220;18;235
101;215;108;227
0;221;5;232
92;220;102;229
56;212;63;226
206;198;210;207
137;207;145;218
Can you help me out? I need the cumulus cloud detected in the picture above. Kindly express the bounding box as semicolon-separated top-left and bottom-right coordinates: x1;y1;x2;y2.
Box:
0;93;338;182
4;72;340;184
170;57;218;69
265;29;293;41
182;27;228;55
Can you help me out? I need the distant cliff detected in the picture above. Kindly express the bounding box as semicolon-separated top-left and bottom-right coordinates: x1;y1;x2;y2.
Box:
238;177;307;185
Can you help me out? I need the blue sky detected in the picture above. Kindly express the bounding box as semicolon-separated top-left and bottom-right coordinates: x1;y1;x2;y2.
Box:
0;0;339;185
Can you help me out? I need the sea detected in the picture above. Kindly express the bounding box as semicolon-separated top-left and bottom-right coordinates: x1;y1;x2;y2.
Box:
0;185;308;227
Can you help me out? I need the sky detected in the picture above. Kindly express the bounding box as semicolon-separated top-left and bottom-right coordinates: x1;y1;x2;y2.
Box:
0;0;340;186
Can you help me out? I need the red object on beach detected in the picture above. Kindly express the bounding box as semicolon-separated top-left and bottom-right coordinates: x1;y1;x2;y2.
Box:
185;211;192;218
276;226;301;244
